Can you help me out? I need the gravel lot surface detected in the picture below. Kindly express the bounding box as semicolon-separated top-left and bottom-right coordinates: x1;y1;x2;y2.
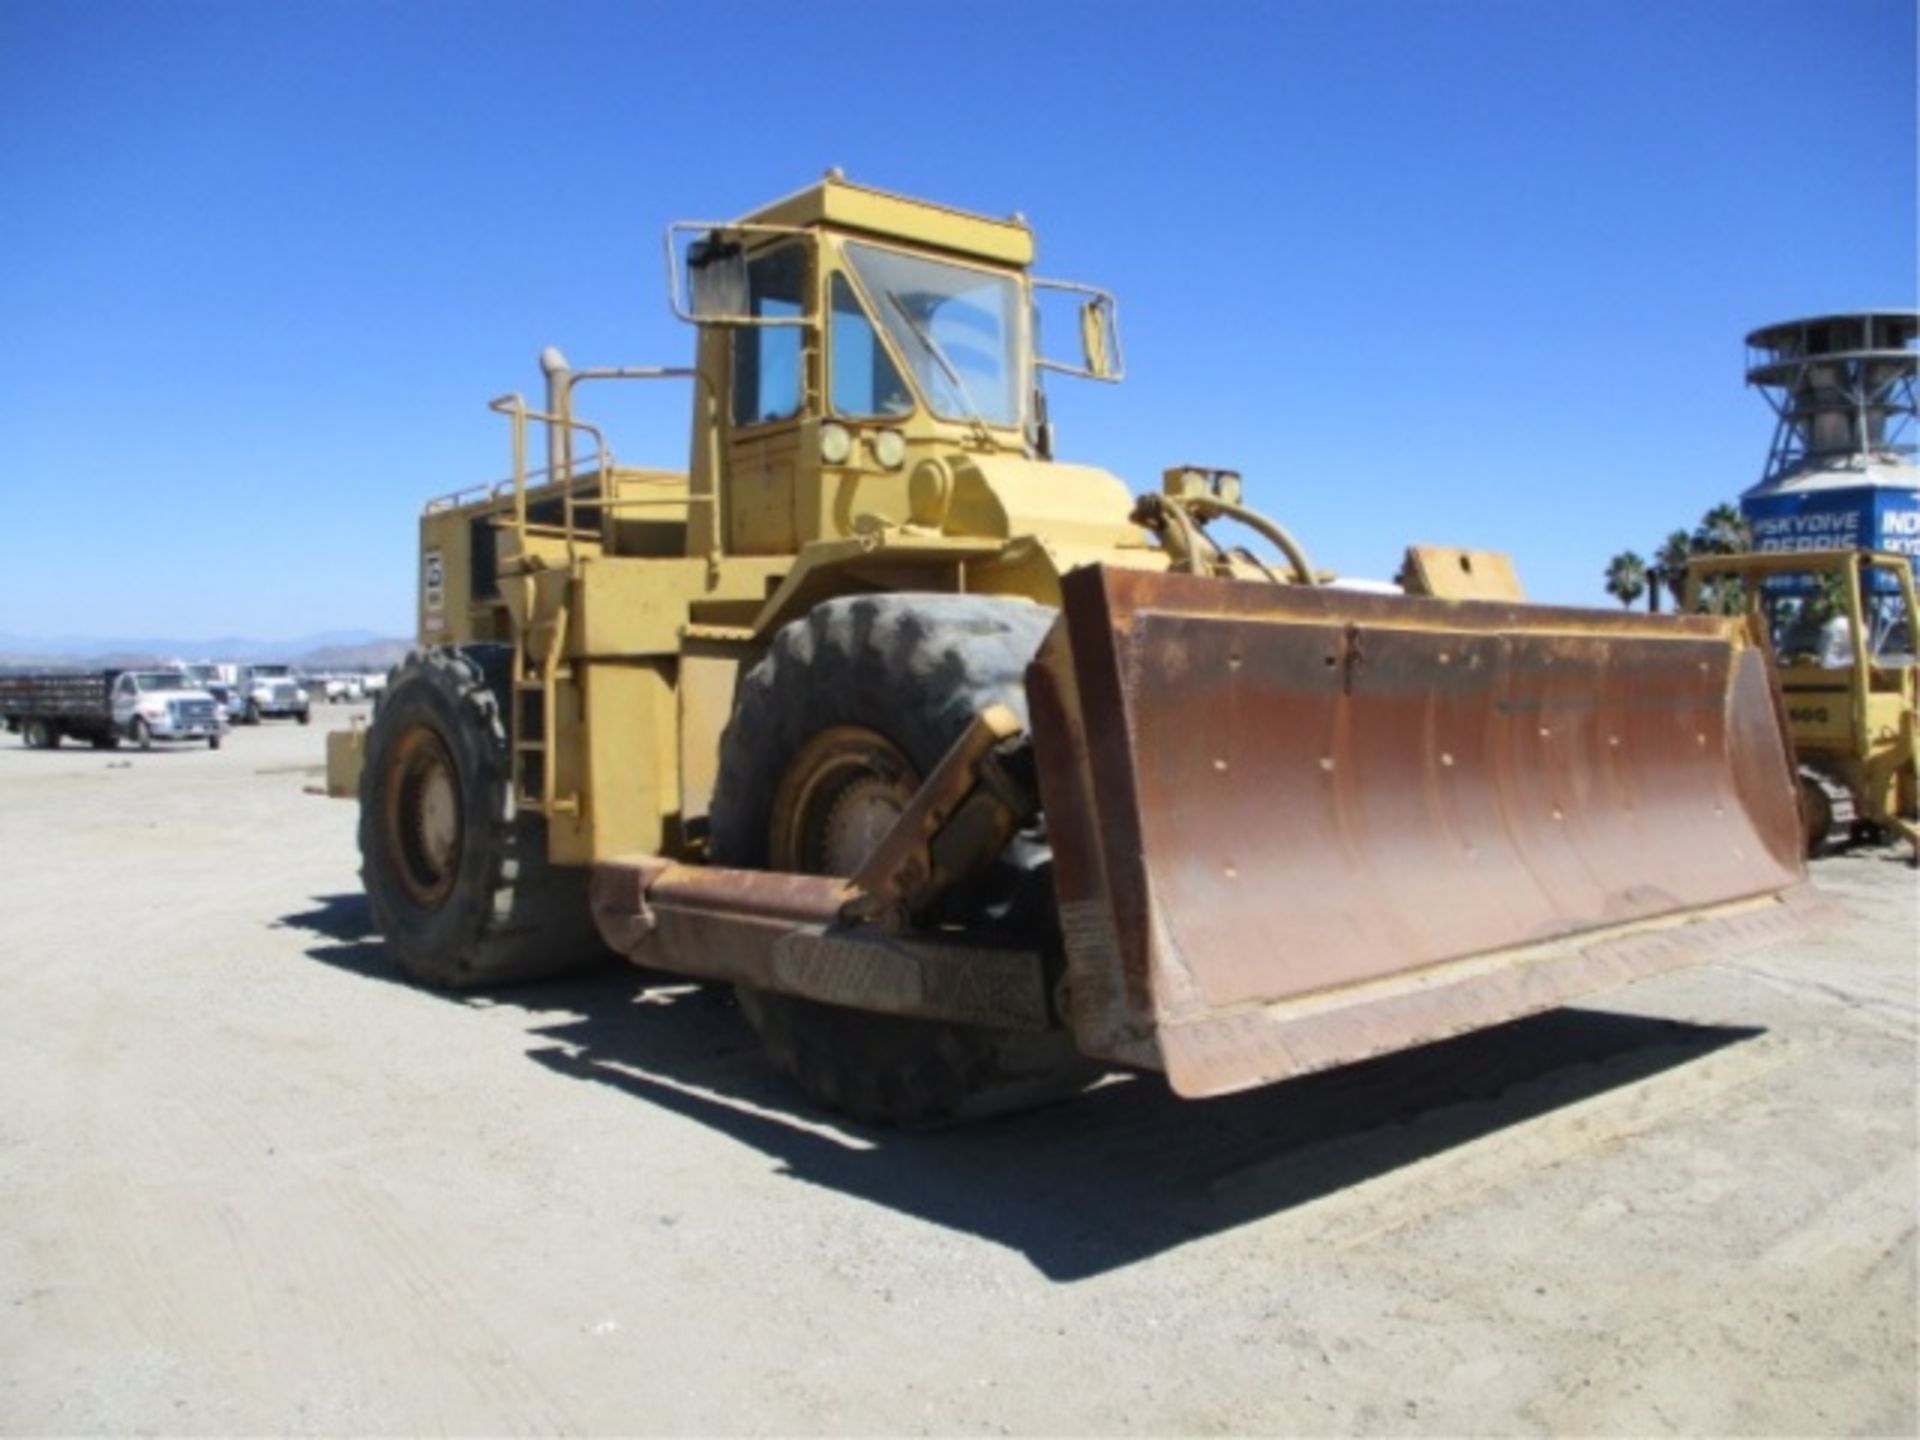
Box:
1;709;1914;1435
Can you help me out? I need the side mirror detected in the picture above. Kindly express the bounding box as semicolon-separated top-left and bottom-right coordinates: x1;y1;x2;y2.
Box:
686;238;750;323
1080;296;1117;381
664;219;813;326
1033;277;1124;383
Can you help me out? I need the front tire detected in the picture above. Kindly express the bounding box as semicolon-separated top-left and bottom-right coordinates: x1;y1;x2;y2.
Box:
711;594;1091;1125
358;645;608;989
132;717;152;752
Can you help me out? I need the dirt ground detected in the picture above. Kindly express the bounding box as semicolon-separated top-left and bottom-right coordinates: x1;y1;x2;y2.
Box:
0;709;1913;1436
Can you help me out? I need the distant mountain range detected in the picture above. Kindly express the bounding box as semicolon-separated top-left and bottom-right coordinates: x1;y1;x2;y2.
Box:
0;630;411;671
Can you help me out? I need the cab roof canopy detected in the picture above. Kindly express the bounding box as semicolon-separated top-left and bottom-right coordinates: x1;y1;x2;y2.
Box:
740;175;1035;268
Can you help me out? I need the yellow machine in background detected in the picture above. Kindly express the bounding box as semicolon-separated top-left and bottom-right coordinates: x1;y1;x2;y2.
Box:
1687;548;1918;858
336;174;1810;1123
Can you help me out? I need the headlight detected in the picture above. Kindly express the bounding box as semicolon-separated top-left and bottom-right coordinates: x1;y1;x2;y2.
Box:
871;429;907;470
295;688;309;703
818;422;853;465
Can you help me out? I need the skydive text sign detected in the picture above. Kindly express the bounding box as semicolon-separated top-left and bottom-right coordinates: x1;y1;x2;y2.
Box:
1744;486;1920;559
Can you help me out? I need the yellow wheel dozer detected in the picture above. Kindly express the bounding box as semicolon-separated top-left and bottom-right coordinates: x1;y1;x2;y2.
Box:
346;175;1814;1123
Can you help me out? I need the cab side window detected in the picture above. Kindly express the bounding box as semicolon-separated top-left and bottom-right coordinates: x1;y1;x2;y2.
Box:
731;246;806;427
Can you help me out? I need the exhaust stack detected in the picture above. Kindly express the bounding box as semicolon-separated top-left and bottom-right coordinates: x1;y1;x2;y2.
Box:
540;345;572;484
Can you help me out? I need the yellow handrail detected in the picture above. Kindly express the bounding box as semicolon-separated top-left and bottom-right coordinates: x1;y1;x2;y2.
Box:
485;394;611;568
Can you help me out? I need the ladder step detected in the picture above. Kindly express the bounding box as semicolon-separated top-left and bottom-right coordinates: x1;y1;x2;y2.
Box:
509;654;566;817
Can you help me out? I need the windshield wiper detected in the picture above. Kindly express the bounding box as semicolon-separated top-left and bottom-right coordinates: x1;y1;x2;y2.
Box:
884;293;994;447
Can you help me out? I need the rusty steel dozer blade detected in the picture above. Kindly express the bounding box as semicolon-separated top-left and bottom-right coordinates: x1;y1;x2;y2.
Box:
1024;565;1813;1099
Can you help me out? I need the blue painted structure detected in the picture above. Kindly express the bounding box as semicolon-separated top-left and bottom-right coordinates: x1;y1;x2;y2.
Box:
1745;485;1920;559
1738;312;1918;590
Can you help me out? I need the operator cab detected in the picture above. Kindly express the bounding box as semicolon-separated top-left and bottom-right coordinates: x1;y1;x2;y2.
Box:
669;173;1120;556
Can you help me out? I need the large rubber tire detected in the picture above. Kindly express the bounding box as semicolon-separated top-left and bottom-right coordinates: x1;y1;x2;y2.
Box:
359;645;609;989
711;594;1092;1126
132;717;152;752
23;719;54;750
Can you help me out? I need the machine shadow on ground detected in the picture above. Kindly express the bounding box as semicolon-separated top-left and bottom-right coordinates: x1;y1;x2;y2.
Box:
281;892;1764;1282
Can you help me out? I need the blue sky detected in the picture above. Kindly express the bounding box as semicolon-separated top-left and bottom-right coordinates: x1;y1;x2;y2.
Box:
1;0;1912;639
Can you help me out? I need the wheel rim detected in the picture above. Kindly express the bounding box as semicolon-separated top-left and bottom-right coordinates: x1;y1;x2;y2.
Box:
384;724;463;907
769;727;919;877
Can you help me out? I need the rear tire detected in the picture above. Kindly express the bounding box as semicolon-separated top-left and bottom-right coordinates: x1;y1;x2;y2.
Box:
359;645;610;989
23;719;54;750
711;594;1091;1125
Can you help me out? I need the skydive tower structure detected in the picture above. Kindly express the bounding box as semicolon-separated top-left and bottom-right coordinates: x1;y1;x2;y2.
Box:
1740;311;1919;559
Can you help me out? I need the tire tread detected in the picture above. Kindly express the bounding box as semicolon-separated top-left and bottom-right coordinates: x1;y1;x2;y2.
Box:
359;645;607;989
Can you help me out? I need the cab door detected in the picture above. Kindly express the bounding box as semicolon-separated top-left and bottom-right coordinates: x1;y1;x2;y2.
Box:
725;244;812;555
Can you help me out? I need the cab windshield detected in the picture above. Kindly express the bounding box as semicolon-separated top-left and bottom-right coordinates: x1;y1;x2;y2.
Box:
843;242;1023;428
251;666;291;678
135;672;188;691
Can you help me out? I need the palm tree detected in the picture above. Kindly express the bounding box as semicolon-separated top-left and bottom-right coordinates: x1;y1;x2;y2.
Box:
1695;573;1749;616
1656;529;1695;609
1604;551;1649;609
1692;503;1751;557
1689;504;1753;613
